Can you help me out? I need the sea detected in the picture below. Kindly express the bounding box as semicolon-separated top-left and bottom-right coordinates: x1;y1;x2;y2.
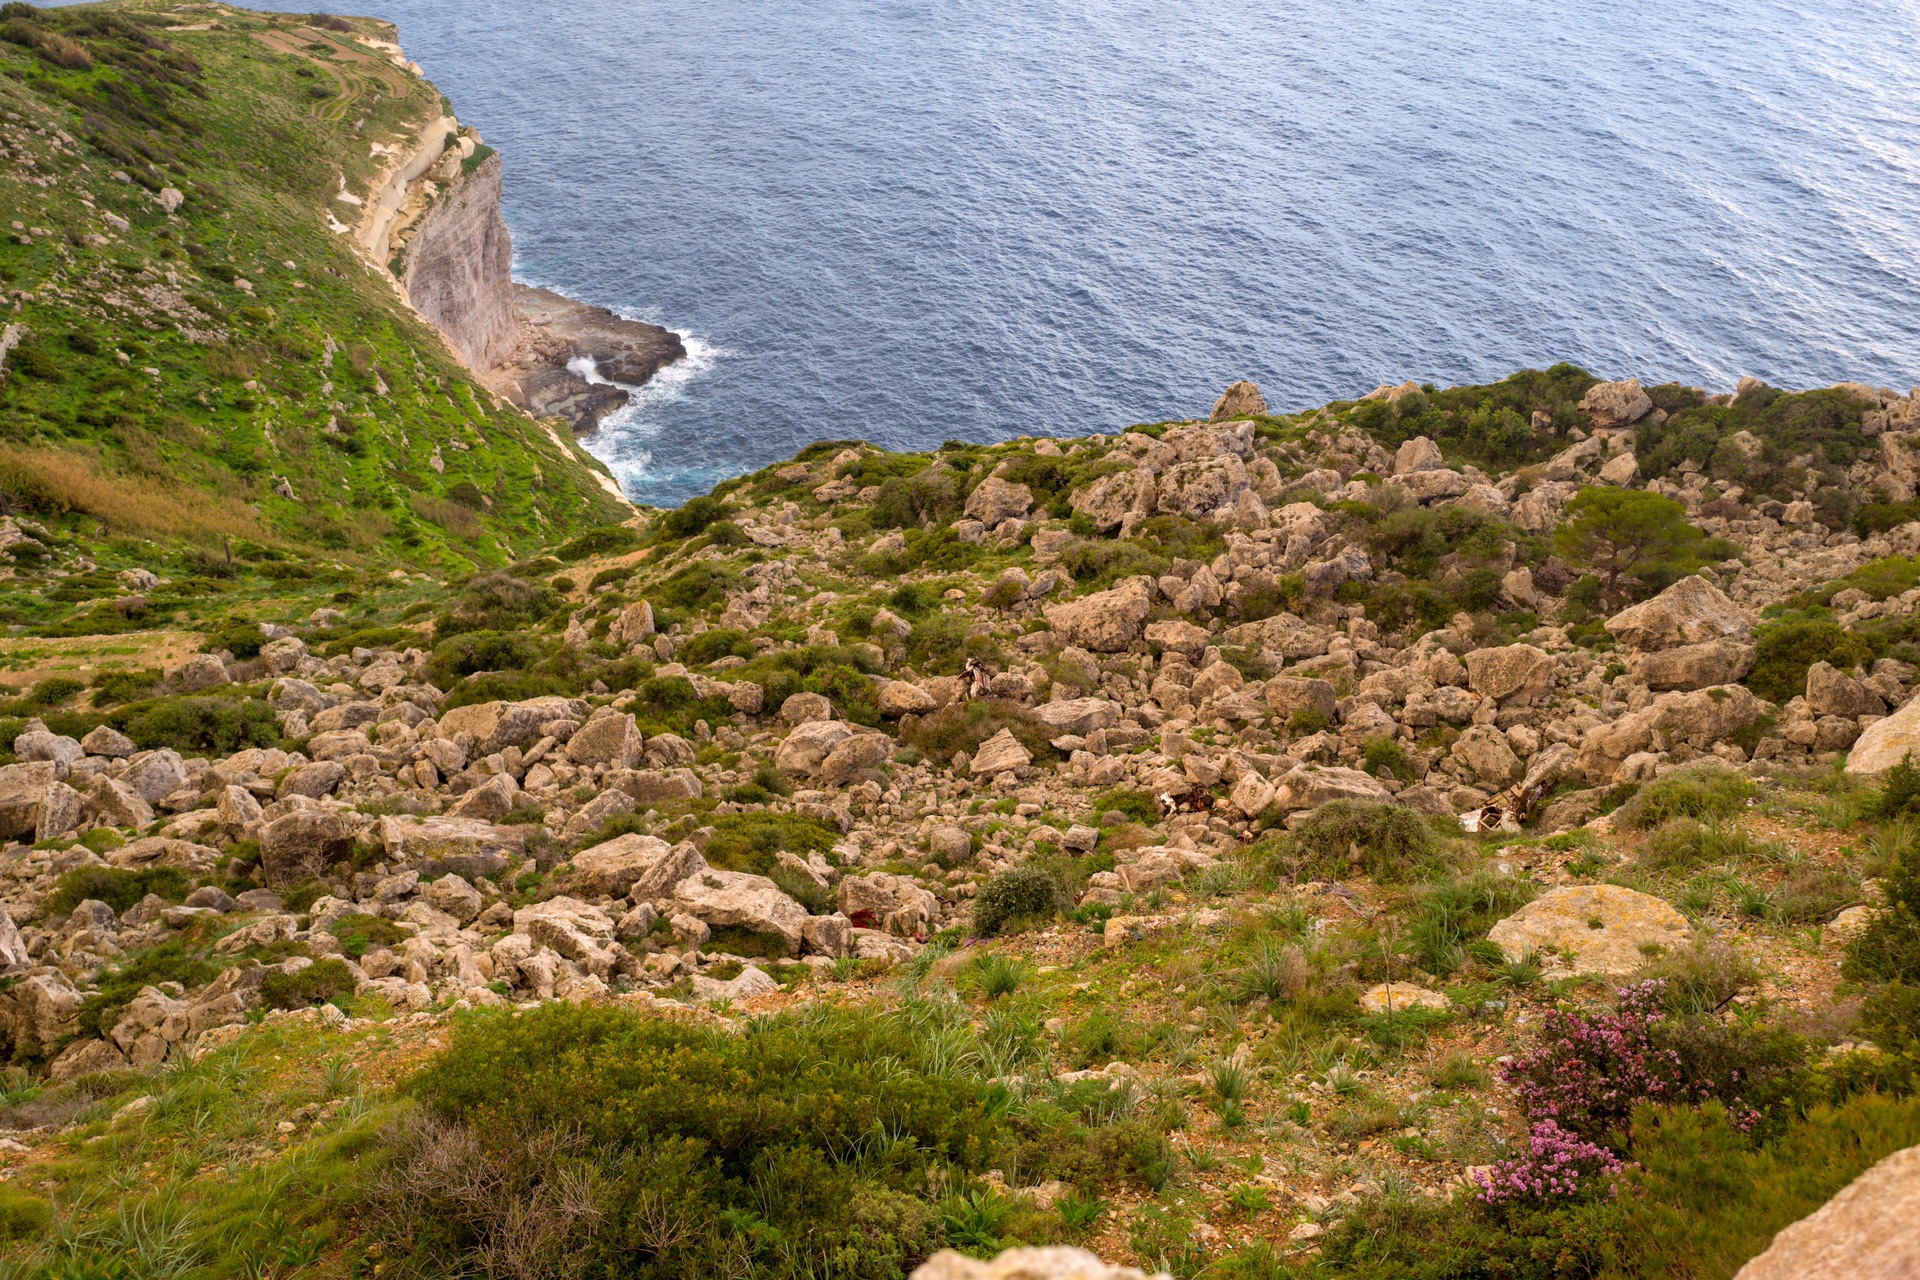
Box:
364;0;1920;506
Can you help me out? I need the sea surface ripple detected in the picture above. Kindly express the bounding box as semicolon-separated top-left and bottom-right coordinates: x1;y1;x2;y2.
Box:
368;0;1920;506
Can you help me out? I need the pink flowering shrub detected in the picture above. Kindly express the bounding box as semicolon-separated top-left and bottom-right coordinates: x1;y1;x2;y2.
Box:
1475;1120;1624;1203
1478;980;1772;1205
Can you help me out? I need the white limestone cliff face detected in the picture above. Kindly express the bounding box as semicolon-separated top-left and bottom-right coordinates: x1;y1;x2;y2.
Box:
400;150;520;373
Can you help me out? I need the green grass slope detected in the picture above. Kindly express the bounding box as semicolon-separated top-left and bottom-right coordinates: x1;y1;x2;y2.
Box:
0;0;627;605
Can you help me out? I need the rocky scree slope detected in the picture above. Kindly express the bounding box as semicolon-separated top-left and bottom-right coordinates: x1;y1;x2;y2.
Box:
0;371;1915;1276
0;364;1908;1076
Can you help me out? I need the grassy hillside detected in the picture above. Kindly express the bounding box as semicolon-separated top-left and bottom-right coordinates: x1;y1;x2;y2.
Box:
0;0;629;626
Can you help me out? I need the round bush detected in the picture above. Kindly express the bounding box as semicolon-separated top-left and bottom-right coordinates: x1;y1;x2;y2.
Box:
971;864;1063;936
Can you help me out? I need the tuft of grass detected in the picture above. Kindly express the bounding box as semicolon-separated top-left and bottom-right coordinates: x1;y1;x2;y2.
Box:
1616;764;1754;831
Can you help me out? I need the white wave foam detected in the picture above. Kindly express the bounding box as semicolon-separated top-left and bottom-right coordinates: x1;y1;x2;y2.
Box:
576;331;728;497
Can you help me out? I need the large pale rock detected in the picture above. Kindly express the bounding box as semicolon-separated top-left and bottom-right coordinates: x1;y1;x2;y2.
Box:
1453;725;1524;789
83;774;152;829
1211;380;1266;421
608;600;655;648
1393;436;1446;474
1266;676;1338;724
671;868;809;951
775;720;856;777
968;729;1032;776
1271;764;1392;811
1044;580;1152;652
913;1246;1169;1280
1849;692;1920;773
106;837;220;874
819;731;895;785
449;772;520;822
607;768;703;804
1391;468;1470;502
782;692;834;724
1359;983;1451;1014
964;476;1034;526
1806;662;1886;719
1164;420;1254;460
13;729;81;777
1605;576;1749;651
376;815;526;870
124;750;188;804
1487;884;1691;975
278;760;346;800
0;760;63;836
35;780;82;843
564;712;644;768
1464;644;1552;704
1628;640;1757;691
837;872;939;936
423;875;483;924
259;808;360;886
1230;771;1276;816
1579;377;1653;428
1068;468;1155;534
79;725;136;758
877;680;939;717
1156;455;1249;519
512;897;624;978
1578;684;1769;783
1031;698;1118;736
437;697;587;753
1731;1144;1920;1280
567;833;680;897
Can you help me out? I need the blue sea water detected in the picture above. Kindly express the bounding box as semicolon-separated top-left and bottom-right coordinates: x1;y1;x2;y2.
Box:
367;0;1920;506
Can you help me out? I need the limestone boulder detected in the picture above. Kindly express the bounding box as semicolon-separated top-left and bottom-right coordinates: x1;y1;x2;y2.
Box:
83;775;152;830
1044;580;1152;652
1464;644;1552;705
1578;684;1769;783
13;729;81;777
1605;576;1749;651
1211;380;1266;422
169;653;230;692
277;760;346;800
422;875;483;924
259;808;361;886
838;872;939;936
105;837;220;874
449;772;520;822
1849;692;1920;773
1394;436;1446;474
1390;468;1470;503
79;725;135;759
877;680;939;717
607;768;703;805
376;815;525;875
1453;725;1524;789
49;1036;127;1083
929;825;973;862
968;729;1032;776
1806;662;1886;719
819;731;895;785
964;476;1034;526
671;868;810;951
1628;640;1757;691
1068;468;1154;535
564;712;644;768
1578;377;1653;428
781;692;834;724
512;897;624;978
1031;698;1118;737
1164;419;1254;460
775;719;856;777
1271;764;1392;811
608;600;655;648
1730;1145;1920;1280
1156;455;1249;519
1266;676;1338;724
124;750;187;805
437;696;587;753
1487;884;1692;975
1359;984;1451;1014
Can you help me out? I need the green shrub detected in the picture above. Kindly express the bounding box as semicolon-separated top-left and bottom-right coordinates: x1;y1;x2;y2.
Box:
1844;826;1920;985
971;865;1065;937
428;629;545;686
199;621;267;659
553;525;640;561
328;912;409;959
902;698;1055;768
75;940;220;1039
679;627;753;666
259;959;353;1010
1091;788;1158;825
47;866;189;916
1747;618;1879;704
1615;764;1754;831
704;812;840;877
1408;872;1536;975
655;495;730;541
1637;817;1760;870
89;668;161;708
1286;800;1440;883
110;694;279;754
381;1002;1007;1280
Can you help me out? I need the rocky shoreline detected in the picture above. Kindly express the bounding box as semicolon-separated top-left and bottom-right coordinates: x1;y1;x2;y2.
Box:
489;284;686;435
